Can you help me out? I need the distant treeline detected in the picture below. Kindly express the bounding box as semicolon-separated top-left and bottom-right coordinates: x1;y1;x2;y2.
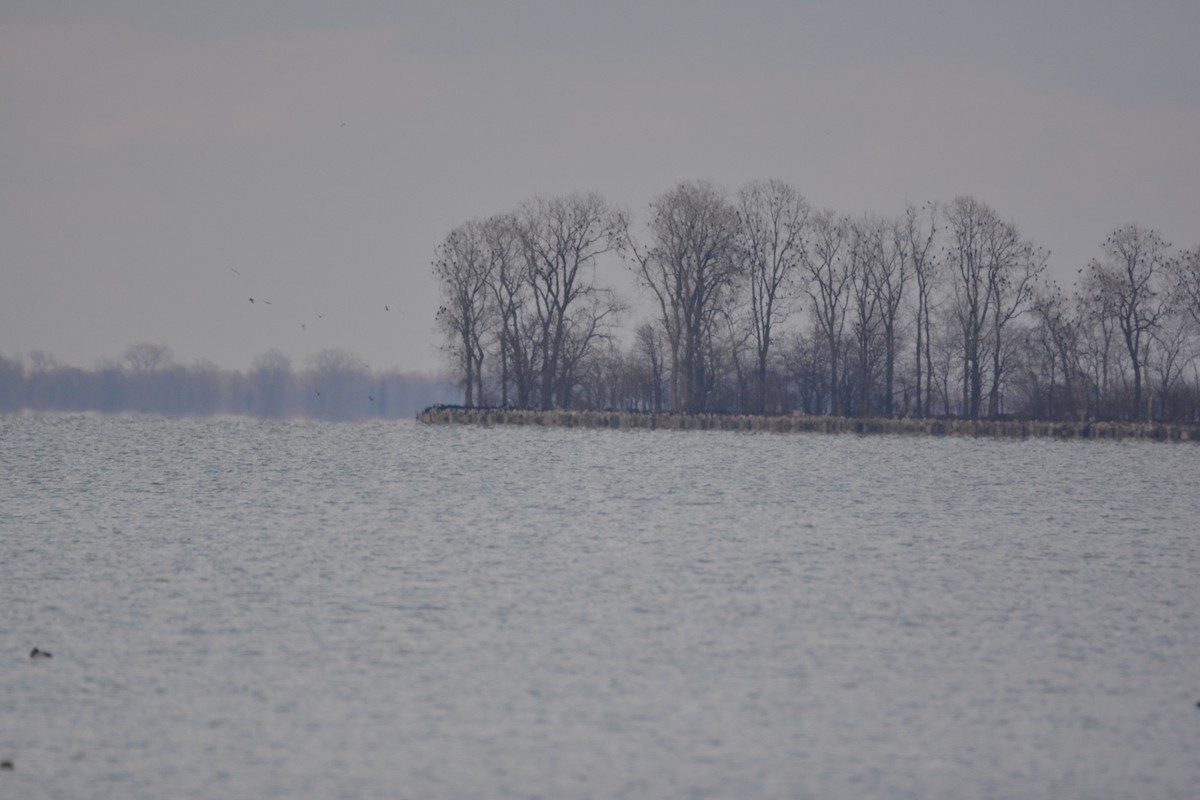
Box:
0;344;455;421
433;183;1200;423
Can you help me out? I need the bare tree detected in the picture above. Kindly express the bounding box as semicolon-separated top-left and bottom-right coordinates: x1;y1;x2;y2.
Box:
929;304;963;417
515;193;626;409
845;215;908;416
1074;279;1121;419
780;330;826;414
942;197;1042;418
1173;245;1200;328
631;181;742;413
802;210;853;415
1080;224;1173;419
481;214;534;408
27;351;60;376
633;320;667;412
847;217;882;416
1147;309;1195;419
875;218;910;416
1027;284;1082;419
123;342;174;374
433;219;496;407
905;202;938;417
736;180;809;413
984;224;1047;418
944;197;994;418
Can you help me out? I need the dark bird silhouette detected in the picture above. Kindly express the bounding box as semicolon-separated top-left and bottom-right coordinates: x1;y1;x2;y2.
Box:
30;648;51;658
0;760;12;770
249;298;255;304
369;395;374;402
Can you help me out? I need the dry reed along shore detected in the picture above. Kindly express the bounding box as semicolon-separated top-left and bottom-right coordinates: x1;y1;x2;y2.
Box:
418;406;1200;442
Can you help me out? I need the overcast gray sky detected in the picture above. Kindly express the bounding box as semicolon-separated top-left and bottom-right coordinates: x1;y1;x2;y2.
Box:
3;1;1197;374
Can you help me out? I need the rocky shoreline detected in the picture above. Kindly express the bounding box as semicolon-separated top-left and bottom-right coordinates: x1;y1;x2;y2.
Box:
418;406;1200;442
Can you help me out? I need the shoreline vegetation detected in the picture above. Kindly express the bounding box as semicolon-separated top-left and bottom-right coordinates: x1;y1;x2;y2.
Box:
418;405;1200;443
433;187;1200;426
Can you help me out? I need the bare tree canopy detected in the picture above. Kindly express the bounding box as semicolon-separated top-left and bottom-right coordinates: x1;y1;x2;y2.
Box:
1173;246;1200;328
737;180;809;413
123;342;174;374
515;193;627;409
802;210;853;416
433;219;497;407
424;184;1200;424
1080;224;1173;420
631;181;743;413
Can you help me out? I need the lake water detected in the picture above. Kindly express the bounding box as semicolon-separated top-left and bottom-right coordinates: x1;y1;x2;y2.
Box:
2;413;1198;799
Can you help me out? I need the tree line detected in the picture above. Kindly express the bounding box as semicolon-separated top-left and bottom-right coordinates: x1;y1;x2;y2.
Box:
0;344;453;421
434;182;1200;422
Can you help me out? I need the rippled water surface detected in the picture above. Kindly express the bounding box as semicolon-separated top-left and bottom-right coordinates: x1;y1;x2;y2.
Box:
2;414;1199;799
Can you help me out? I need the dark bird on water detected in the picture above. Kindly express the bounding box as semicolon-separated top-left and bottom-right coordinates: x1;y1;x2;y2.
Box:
30;648;51;658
